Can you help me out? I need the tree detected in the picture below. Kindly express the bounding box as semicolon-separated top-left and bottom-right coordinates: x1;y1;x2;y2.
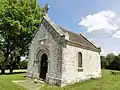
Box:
100;55;106;69
19;60;28;69
101;53;120;71
110;54;120;70
105;53;115;69
0;0;43;73
0;50;5;70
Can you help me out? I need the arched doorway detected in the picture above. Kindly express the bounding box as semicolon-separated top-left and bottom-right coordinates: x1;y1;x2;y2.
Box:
39;53;48;80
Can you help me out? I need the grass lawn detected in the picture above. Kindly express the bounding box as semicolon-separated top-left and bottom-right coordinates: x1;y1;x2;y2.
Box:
0;70;26;90
1;70;120;90
41;70;120;90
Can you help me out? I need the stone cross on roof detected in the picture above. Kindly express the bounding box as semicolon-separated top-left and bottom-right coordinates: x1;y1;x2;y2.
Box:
43;4;49;15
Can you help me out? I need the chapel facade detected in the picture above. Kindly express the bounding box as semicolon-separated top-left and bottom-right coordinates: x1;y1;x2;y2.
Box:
27;14;101;86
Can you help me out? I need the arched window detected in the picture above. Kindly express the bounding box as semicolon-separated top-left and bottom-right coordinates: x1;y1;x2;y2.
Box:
78;52;82;68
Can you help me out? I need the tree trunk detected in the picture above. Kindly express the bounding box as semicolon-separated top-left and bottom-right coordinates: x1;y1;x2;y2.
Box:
1;52;10;74
1;63;6;74
9;69;13;74
1;69;5;74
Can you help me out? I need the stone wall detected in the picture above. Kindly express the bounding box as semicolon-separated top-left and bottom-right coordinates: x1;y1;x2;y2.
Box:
61;41;101;86
27;18;63;85
27;16;101;86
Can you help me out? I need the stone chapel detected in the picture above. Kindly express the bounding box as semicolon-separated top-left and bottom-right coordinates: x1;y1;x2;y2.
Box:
27;6;101;86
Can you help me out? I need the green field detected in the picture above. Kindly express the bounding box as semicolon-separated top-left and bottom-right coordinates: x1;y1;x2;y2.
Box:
0;72;26;90
0;70;120;90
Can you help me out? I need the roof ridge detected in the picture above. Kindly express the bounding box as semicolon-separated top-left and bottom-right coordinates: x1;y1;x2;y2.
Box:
59;26;101;52
59;26;80;36
43;16;64;36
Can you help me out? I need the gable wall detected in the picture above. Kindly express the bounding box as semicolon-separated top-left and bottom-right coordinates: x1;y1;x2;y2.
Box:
27;19;63;85
61;42;101;86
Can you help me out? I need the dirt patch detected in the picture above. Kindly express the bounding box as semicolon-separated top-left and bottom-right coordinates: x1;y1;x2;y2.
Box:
12;79;44;90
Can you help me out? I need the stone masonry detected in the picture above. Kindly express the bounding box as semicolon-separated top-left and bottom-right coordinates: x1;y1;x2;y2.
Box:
27;15;101;86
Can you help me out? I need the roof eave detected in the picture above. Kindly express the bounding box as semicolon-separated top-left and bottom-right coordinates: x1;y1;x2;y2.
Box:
66;39;101;53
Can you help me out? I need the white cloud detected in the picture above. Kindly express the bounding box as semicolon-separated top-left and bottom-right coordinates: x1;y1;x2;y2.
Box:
79;10;120;55
113;30;120;38
100;49;109;56
79;10;119;33
101;48;119;56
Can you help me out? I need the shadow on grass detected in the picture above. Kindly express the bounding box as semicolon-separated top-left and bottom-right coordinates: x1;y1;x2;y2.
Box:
0;71;26;75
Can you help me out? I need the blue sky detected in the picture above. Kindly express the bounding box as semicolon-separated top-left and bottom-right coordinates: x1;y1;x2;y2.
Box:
38;0;120;55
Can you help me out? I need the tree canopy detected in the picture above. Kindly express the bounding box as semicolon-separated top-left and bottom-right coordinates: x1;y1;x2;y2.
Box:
101;53;120;71
0;0;43;73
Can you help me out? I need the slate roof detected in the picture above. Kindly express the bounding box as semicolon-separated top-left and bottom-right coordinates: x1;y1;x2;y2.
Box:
59;27;101;52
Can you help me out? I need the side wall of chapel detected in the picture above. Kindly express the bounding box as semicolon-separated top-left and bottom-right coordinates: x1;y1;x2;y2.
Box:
61;42;101;86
